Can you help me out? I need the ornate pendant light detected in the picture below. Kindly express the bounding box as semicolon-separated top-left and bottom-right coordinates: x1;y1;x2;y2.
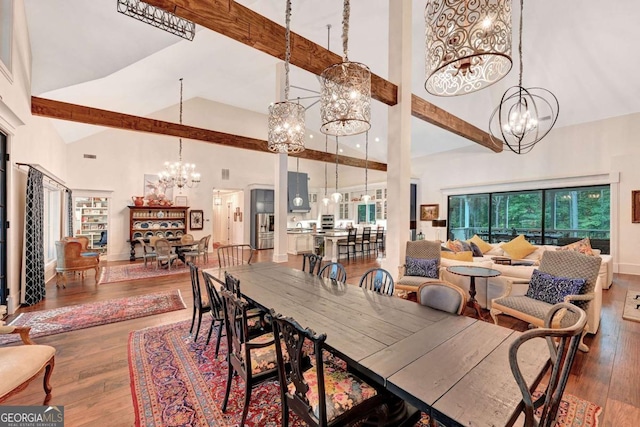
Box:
158;78;200;193
488;0;559;154
361;131;371;203
268;0;306;154
425;0;512;96
214;190;222;206
322;135;330;206
330;137;343;203
293;157;304;207
320;0;371;136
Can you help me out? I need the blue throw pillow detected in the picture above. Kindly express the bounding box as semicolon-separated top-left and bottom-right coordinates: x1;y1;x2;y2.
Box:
405;257;438;279
469;241;484;257
525;270;586;305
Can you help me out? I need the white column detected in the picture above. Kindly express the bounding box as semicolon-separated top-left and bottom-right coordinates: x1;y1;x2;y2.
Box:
381;0;412;273
273;62;289;262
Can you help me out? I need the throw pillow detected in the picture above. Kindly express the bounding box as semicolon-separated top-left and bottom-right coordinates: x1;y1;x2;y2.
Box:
501;235;536;260
441;251;473;262
468;234;493;254
469;241;484;257
525;270;586;305
558;237;595;256
405;257;439;278
448;240;471;253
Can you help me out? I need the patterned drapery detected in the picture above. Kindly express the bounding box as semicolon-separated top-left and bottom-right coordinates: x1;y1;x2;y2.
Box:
24;168;45;305
66;189;73;237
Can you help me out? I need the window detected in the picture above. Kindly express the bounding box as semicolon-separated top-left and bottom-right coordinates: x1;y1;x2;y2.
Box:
448;185;610;253
43;187;61;263
0;0;12;74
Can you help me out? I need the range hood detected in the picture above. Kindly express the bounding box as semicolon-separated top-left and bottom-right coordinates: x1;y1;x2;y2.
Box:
288;171;310;212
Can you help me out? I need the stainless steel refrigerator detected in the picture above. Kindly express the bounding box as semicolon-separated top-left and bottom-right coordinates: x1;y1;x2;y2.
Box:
255;213;274;249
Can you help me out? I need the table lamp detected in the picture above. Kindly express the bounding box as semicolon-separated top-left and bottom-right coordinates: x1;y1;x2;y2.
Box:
432;219;447;242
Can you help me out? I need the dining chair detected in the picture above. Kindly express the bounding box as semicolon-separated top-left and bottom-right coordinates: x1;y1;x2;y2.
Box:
154;238;178;270
359;268;394;296
183;236;207;264
372;226;385;256
318;262;347;283
203;234;212;263
187;262;212;342
136;237;156;268
356;226;372;258
301;253;323;275
219;287;280;426
217;244;254;267
148;236;161;248
337;228;358;261
509;303;587;427
181;233;195;245
271;313;384;427
417;281;467;315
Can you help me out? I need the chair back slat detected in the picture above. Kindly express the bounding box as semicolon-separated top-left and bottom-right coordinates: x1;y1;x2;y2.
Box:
220;287;250;371
318;262;347;283
224;271;242;297
359;268;394;295
217;244;255;267
202;271;224;320
302;253;323;275
361;227;371;241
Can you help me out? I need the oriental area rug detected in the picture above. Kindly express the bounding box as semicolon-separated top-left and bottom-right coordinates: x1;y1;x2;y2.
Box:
98;258;219;284
0;290;186;345
129;320;602;427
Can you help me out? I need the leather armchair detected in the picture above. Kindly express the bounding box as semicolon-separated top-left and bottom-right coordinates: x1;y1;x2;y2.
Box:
0;326;55;404
55;240;100;288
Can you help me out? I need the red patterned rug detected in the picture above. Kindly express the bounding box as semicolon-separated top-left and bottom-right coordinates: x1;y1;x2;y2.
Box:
129;320;602;427
98;258;219;284
0;290;186;345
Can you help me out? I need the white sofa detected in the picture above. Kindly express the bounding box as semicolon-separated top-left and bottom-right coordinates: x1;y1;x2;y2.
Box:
439;243;610;335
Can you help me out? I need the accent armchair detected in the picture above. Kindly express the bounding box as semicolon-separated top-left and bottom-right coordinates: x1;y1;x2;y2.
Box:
55;240;100;288
0;326;55;404
396;240;442;294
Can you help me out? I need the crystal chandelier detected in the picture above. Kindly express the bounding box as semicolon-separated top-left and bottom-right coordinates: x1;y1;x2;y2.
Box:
488;0;559;154
322;135;330;206
330;137;343;203
267;0;306;154
320;0;371;136
361;132;371;203
159;78;200;192
293;157;304;207
425;0;512;96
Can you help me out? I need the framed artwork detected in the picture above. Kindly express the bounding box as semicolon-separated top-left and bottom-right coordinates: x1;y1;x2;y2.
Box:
190;210;204;230
633;191;640;223
144;174;173;201
420;204;439;221
174;195;188;206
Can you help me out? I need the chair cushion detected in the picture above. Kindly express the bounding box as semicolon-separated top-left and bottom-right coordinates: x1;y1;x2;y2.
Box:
558;237;595;256
441;251;473;262
397;276;441;287
0;345;55;398
525;270;586;305
81;252;100;257
468;235;493;254
247;334;309;375
493;295;582;328
288;364;377;423
501;235;536;260
405;257;438;278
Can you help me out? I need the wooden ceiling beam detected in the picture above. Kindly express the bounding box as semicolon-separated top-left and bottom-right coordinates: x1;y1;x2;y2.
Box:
31;96;387;171
144;0;498;151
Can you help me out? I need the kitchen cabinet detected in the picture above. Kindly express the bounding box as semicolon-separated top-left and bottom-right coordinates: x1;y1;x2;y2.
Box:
288;172;310;212
287;232;313;255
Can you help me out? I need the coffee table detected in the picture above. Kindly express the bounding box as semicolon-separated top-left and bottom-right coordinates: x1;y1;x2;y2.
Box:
446;265;501;319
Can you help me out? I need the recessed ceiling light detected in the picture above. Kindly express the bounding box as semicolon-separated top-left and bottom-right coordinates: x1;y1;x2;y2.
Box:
356;144;360;148
339;149;343;153
309;134;314;138
375;137;380;142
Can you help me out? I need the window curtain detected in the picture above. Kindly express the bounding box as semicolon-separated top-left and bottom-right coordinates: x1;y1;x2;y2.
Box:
23;168;45;305
66;189;73;237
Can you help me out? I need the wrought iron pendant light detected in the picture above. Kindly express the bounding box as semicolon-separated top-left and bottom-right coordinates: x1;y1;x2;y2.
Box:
425;0;512;96
361;132;371;203
489;0;559;154
268;0;306;154
330;137;343;203
320;0;371;136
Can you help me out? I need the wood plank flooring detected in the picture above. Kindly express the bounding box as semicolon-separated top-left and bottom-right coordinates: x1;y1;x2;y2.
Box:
3;251;640;426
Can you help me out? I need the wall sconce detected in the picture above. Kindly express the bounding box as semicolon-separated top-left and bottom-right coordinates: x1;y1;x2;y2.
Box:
234;207;243;222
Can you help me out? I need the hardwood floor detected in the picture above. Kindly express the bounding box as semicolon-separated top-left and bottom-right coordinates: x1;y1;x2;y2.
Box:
3;251;640;426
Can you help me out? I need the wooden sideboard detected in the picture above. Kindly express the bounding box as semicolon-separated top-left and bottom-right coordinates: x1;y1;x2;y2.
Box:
128;206;189;260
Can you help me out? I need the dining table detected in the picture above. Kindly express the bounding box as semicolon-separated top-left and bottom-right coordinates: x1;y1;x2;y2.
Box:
203;262;550;427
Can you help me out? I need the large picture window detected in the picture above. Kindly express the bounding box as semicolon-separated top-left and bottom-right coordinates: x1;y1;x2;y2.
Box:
447;185;610;253
43;186;61;263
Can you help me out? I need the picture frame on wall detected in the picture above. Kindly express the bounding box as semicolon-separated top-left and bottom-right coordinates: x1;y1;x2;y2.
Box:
633;191;640;223
174;196;188;206
420;204;439;221
190;210;204;230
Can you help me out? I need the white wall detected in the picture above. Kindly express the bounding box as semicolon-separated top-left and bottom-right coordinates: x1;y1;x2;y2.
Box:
415;113;640;276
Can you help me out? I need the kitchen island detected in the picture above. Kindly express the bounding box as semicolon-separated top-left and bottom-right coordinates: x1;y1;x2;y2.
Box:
286;229;314;255
313;230;348;262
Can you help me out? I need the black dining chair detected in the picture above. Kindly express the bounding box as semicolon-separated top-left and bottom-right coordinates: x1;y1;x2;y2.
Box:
272;312;384;427
318;262;347;283
217;243;254;267
188;262;212;342
356;226;372;258
359;268;394;296
337;228;358;261
301;253;323;275
509;303;587;427
201;270;225;356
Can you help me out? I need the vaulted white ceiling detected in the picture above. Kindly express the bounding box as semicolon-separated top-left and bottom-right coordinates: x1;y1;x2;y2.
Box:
24;0;640;162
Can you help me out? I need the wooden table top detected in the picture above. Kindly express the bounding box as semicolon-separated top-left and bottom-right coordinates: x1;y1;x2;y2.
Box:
203;262;549;427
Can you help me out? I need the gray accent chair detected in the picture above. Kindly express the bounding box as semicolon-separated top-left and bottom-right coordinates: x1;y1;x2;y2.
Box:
417;281;467;315
396;240;442;294
491;250;601;352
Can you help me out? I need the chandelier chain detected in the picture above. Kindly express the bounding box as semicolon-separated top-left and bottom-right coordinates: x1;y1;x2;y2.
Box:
342;0;350;61
324;135;328;196
365;131;368;193
335;136;339;193
518;0;523;87
284;0;292;101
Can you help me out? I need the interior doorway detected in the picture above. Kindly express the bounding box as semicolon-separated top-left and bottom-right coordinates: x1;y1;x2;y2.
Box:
212;189;245;246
